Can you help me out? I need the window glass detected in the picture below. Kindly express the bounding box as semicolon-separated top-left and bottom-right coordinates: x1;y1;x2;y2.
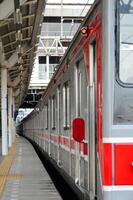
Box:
118;0;133;83
51;96;56;129
45;105;49;129
39;64;47;80
57;86;61;129
63;82;70;128
76;65;81;117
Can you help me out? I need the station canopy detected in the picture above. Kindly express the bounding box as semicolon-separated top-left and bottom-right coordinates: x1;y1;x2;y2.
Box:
0;0;46;109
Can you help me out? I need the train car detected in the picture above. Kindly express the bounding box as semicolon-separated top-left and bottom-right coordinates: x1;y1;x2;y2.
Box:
21;0;133;199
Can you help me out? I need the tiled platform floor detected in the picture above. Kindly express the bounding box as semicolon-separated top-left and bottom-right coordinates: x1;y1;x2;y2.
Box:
0;136;62;200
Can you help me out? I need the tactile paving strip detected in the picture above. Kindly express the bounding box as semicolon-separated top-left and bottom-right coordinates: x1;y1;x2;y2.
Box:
0;137;62;200
0;140;19;197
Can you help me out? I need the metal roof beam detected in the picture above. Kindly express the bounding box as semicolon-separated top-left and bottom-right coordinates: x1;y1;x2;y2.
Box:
9;69;20;76
7;44;31;69
23;0;37;6
5;50;16;56
0;14;35;25
9;69;27;88
3;38;31;48
0;40;31;69
3;41;16;48
31;0;46;45
1;26;33;39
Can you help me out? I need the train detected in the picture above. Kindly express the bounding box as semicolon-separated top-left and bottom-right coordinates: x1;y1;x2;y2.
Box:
19;0;133;199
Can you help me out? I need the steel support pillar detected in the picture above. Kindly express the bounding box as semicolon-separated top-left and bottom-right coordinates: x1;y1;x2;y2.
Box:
1;68;8;155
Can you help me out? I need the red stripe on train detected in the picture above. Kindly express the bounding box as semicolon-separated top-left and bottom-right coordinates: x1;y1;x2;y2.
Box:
115;144;133;185
41;133;88;155
103;143;112;185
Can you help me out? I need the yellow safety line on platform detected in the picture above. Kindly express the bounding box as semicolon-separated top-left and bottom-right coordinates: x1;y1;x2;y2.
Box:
0;139;22;197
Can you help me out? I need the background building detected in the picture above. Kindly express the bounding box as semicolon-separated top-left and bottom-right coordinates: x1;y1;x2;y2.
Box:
17;0;94;120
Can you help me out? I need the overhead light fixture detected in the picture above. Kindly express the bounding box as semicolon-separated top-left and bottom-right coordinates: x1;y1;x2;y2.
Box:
18;56;22;64
14;8;22;25
20;64;23;70
17;44;21;54
16;30;22;41
14;0;22;24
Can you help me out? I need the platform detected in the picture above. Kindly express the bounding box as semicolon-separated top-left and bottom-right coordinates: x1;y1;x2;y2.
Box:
0;136;62;200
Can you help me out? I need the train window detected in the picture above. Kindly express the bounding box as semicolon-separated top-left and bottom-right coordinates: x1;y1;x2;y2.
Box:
117;0;133;84
45;105;49;129
57;86;61;127
51;96;56;129
76;65;81;116
63;82;70;129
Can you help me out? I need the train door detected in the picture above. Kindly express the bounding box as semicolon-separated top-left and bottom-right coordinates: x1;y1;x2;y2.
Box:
75;57;88;187
57;86;62;165
48;98;51;155
75;63;81;185
89;40;97;199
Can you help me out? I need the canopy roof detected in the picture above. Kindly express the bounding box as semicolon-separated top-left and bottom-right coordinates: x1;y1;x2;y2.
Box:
0;0;46;109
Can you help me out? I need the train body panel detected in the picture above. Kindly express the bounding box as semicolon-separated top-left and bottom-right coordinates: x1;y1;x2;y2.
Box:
20;0;133;199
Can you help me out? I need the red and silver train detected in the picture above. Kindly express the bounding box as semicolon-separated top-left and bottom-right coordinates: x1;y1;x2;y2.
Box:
21;0;133;199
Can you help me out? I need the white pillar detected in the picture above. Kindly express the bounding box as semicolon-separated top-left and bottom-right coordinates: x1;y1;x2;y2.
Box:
1;68;8;155
8;87;13;147
46;55;49;80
